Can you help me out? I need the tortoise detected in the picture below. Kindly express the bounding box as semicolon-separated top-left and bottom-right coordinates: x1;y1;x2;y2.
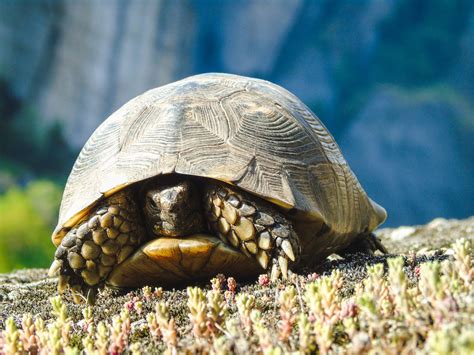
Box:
49;73;387;303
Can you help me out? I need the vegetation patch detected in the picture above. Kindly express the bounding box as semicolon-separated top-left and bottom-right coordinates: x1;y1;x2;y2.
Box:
0;181;61;272
0;236;472;354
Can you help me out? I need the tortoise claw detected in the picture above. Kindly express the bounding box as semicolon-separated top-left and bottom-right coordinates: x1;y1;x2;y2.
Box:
278;256;289;279
373;235;388;254
58;275;70;294
269;255;292;281
71;285;85;304
281;240;296;262
67;282;99;305
270;261;281;281
48;259;62;277
86;287;98;305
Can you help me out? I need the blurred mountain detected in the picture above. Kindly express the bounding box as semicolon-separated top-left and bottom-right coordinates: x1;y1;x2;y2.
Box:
340;86;474;225
0;0;473;226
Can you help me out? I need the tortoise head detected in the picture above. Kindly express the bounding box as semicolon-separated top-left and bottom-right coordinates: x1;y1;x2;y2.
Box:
142;178;205;237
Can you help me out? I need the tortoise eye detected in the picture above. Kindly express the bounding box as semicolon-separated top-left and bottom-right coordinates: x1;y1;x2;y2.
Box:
148;197;160;209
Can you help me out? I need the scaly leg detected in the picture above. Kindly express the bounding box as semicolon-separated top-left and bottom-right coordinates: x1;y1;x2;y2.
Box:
202;183;301;280
48;190;146;303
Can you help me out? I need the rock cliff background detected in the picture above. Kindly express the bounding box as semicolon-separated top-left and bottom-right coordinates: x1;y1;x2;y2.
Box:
0;0;473;270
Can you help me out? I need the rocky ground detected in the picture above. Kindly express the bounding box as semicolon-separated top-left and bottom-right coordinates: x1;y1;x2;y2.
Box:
0;216;473;353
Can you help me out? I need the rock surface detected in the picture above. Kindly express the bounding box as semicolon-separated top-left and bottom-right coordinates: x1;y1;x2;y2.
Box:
1;216;472;329
378;216;474;254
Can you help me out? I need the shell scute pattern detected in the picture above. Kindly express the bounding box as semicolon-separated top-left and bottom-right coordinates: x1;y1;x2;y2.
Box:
53;73;384;245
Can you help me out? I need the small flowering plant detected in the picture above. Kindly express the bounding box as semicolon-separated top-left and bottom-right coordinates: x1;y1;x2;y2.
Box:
0;238;472;354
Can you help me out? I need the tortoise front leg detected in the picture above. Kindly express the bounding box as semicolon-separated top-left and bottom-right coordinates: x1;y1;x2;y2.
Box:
48;190;145;303
203;183;301;280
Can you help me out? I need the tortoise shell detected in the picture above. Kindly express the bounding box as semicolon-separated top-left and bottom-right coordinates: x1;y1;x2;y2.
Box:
52;73;386;246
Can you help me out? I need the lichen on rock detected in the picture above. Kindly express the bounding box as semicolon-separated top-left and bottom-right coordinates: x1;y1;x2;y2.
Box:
0;216;473;353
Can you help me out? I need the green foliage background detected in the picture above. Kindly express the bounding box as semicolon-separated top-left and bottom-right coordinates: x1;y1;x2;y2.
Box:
0;181;62;271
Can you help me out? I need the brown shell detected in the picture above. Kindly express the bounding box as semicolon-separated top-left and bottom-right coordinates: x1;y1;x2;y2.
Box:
52;73;386;246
